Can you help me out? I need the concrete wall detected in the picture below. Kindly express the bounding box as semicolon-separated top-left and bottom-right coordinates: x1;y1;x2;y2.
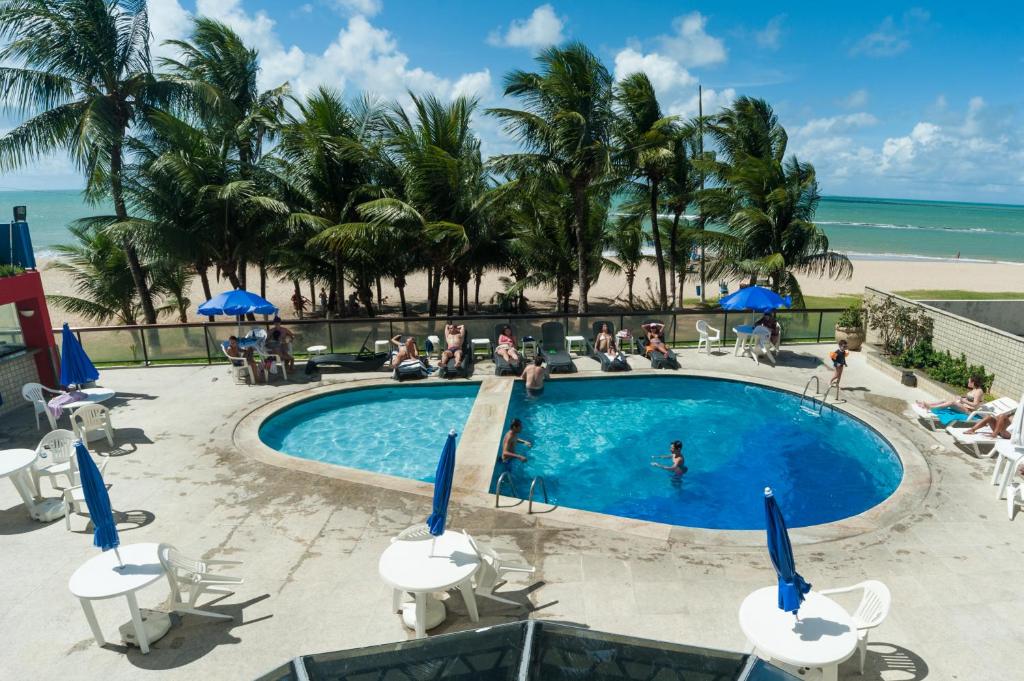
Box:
864;287;1024;398
0;351;41;418
922;300;1024;337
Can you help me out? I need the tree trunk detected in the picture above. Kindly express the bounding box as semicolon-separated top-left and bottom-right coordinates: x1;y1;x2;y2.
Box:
375;276;383;309
259;262;267;299
627;270;635;309
396;276;408;316
428;265;442;317
572;182;590;313
238;258;247;290
224;265;242;290
334;254;345;317
197;265;214;321
357;279;375;317
668;210;680;307
110;139;157;325
474;269;482;311
649;178;667;309
446;275;454;317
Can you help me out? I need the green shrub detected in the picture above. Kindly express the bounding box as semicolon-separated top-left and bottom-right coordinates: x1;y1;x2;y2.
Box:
836;303;863;328
895;339;994;391
0;264;24;277
865;295;932;355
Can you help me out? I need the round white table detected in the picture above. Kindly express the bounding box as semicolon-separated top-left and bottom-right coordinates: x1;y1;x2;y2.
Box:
68;543;165;654
378;531;481;638
739;587;858;681
63;387;116;411
0;449;43;518
306;345;327;356
732;325;756;355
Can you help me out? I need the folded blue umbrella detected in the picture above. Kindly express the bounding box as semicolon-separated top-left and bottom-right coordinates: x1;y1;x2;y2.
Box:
719;286;792;312
60;322;99;387
197;290;278;317
75;441;123;567
764;487;811;615
426;430;458;537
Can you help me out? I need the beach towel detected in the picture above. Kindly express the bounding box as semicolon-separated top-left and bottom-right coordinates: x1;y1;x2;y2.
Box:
47;391;86;418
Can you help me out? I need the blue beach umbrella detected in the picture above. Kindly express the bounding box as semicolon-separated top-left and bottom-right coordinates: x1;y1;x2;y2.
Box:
60;322;99;387
719;286;791;312
197;289;278;317
764;487;810;615
75;441;123;568
426;430;458;538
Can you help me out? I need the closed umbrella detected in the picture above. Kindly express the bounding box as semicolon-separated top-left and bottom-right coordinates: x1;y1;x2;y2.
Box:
60;323;99;388
764;487;810;616
75;441;123;568
719;286;791;312
426;430;458;555
197;290;279;335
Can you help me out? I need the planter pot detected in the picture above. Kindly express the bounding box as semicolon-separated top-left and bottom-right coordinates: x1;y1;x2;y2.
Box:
901;370;918;387
834;325;865;351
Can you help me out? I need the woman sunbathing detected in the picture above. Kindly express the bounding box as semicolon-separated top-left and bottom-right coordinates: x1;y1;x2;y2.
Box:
642;322;670;358
391;334;420;367
963;411;1015;439
916;375;984;414
595;323;616;355
496;325;520;363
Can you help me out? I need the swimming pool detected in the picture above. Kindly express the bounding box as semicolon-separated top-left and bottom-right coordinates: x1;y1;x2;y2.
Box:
259;383;479;482
493;376;902;530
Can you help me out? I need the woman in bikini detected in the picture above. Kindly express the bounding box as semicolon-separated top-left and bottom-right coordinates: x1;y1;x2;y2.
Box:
641;322;670;358
916;375;985;414
496;325;520;363
595;323;616;355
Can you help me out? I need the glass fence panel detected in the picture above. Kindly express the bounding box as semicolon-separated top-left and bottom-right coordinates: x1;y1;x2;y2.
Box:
331;320;392;354
146;326;209;362
288;322;330;356
818;311;842;342
78;328;145;365
775;310;820;342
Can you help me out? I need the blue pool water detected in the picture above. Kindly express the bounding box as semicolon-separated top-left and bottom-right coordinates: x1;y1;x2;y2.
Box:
259;384;479;482
493;376;902;530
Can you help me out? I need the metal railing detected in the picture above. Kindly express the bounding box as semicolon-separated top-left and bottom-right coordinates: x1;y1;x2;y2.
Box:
527;476;549;514
52;307;846;367
494;471;518;507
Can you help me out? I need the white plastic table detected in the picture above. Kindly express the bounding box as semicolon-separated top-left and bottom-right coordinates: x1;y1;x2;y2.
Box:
564;335;587;356
63;387;116;411
378;531;480;638
68;543;165;654
0;449;42;517
306;345;327;356
732;325;756;355
739;587;858;681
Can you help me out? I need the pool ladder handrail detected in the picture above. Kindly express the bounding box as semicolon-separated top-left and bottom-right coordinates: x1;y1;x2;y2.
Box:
494;471;519;507
818;383;839;415
527;476;549;513
798;376;820;410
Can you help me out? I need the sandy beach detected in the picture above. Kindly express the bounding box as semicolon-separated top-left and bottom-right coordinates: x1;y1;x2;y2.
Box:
36;256;1024;327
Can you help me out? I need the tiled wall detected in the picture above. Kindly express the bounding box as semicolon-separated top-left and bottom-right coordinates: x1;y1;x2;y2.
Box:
865;287;1024;398
0;352;41;418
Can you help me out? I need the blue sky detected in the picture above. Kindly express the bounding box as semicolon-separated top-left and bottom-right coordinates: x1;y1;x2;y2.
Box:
2;0;1024;203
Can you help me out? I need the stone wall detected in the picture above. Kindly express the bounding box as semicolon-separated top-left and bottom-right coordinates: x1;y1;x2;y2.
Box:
865;288;1024;399
0;351;41;418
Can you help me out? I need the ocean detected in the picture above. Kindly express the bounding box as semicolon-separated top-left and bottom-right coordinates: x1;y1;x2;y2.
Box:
3;189;1024;263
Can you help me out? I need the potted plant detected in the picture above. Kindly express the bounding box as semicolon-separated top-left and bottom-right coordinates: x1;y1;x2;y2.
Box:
835;303;865;351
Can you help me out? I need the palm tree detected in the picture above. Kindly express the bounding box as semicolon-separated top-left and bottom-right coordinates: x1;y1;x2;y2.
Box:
606;213;650;309
489;42;615;313
614;72;678;309
0;0;172;323
661;123;702;305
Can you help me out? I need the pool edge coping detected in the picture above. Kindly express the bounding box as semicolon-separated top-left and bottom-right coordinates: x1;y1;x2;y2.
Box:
232;369;930;547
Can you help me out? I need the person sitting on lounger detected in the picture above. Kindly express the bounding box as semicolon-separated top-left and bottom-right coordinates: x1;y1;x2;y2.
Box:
963;410;1015;439
390;334;420;367
595;322;616;355
266;317;296;371
226;336;263;382
502;418;531;462
755;311;781;347
496;325;520;364
440;322;465;366
651;440;686;475
522;356;546;394
916;375;985;414
642;322;670;358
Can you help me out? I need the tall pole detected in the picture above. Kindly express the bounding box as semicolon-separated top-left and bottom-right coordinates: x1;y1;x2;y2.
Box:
698;84;707;305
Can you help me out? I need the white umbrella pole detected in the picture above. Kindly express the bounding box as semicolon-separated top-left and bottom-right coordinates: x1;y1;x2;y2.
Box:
113;547;125;569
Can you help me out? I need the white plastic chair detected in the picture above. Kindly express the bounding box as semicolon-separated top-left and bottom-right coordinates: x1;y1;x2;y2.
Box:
391;524;433;543
257;347;288;381
696;320;722;354
819;581;892;675
747;327;776;366
21;382;61;430
772;322;784;352
157;543;244;621
33;429;78;494
463;532;535;607
70;404;114;447
62;448;111;531
221;343;255;385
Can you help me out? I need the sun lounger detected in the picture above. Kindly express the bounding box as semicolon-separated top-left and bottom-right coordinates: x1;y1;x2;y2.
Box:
394;357;430;381
945;421;1017;458
539;322;576;374
305;352;389;375
634;321;679;370
589;321;630;372
910;396;1017;430
492;324;524;376
439;337;473;379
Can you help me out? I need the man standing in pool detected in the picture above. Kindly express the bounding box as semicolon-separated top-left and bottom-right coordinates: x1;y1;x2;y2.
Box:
502;418;531;463
522;356;546;394
651;440;686;476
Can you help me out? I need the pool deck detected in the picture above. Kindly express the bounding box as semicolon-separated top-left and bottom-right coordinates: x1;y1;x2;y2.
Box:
0;343;1019;680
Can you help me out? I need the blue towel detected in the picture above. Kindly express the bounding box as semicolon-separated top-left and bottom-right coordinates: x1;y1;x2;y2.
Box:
931;406;980;426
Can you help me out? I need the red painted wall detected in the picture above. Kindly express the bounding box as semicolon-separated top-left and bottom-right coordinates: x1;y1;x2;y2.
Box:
0;271;58;386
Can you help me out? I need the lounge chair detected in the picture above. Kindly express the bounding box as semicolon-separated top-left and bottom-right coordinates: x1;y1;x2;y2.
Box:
439;336;473;379
911;396;1017;431
946;417;1017;458
394;357;431;381
305;352;389;375
538;322;576;373
634;321;679;370
588;321;630;372
492;324;524;376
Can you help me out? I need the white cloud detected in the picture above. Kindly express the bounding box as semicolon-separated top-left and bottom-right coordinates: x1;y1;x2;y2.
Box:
839;88;868;109
330;0;382;17
451;69;493;101
667;86;736;118
796;112;877;137
487;5;565;50
754;15;784;50
612;48;695;93
851;8;930;58
148;0;192;60
658;12;726;67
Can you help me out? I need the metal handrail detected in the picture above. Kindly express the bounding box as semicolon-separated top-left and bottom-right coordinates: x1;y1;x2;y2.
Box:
527;476;549;513
818;383;840;414
494;471;518;507
798;376;820;409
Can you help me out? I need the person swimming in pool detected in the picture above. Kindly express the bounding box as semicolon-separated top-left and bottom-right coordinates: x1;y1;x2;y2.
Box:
522;355;546;394
502;418;531;463
651;440;686;475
